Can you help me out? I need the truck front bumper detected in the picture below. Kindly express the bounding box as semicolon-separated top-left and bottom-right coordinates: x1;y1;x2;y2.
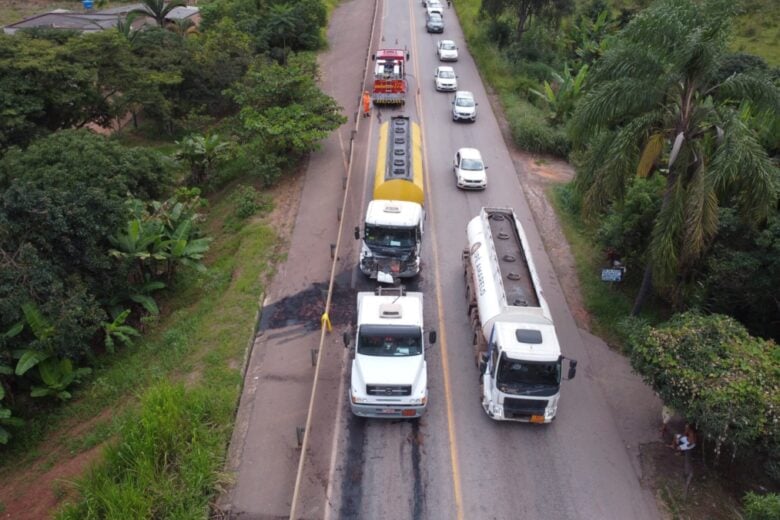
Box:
359;256;420;279
351;402;426;418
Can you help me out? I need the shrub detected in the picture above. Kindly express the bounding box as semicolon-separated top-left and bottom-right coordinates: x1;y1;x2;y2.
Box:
230;184;271;220
507;106;570;157
743;492;780;520
627;312;779;463
595;176;664;275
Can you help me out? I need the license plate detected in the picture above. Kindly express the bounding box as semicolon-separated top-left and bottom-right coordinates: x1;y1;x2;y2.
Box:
379;408;397;414
530;415;545;424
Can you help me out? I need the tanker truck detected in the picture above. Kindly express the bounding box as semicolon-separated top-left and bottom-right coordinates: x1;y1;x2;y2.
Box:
463;208;577;423
355;116;424;283
343;286;436;418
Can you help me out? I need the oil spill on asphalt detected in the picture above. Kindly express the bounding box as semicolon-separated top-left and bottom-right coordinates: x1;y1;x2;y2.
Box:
259;280;356;332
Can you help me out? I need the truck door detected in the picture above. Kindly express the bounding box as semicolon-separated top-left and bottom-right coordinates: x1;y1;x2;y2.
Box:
481;328;497;409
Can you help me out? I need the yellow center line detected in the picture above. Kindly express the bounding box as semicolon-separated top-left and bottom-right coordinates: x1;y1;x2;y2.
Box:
408;1;464;518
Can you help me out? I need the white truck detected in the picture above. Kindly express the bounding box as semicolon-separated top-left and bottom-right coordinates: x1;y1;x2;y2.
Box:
355;116;424;283
343;287;436;419
463;208;576;423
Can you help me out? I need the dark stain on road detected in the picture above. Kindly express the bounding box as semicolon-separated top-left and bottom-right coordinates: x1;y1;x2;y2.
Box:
338;414;367;519
410;420;425;520
259;281;356;332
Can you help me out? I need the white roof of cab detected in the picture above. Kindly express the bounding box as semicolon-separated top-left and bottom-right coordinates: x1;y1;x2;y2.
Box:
365;200;422;227
357;292;423;327
494;321;560;362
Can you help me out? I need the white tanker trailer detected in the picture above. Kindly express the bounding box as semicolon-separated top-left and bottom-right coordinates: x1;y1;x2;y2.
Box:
463;208;577;423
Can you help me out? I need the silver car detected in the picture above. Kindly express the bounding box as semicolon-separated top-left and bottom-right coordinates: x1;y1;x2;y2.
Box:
434;66;458;91
454;147;487;189
452;90;477;122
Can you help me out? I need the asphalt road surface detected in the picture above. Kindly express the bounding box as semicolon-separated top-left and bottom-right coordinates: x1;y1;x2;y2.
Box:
222;0;663;518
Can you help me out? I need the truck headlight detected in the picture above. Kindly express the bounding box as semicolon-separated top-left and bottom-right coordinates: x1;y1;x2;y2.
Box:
492;403;503;417
351;390;369;404
545;399;558;419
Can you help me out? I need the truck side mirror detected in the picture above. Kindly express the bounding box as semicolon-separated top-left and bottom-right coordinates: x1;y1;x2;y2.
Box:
371;54;376;61
406;52;410;60
479;353;488;375
343;332;351;348
567;359;577;380
428;330;437;344
354;226;360;240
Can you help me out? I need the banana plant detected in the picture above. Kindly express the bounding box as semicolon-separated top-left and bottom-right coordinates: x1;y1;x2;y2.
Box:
12;303;91;401
0;323;23;444
103;310;141;354
529;63;589;124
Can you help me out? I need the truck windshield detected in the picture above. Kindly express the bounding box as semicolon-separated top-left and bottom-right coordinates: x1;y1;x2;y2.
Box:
358;326;422;357
365;225;416;248
496;358;560;395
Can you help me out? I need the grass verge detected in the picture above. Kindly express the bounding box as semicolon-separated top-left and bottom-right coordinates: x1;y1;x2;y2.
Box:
733;0;780;66
548;185;633;345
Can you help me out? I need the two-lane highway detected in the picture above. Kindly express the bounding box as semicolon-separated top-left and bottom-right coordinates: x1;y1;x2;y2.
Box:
298;0;662;518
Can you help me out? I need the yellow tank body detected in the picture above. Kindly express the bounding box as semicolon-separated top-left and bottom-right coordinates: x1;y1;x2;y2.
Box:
373;116;424;205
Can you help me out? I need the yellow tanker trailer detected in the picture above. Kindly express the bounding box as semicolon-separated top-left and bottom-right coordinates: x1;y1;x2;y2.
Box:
355;116;425;283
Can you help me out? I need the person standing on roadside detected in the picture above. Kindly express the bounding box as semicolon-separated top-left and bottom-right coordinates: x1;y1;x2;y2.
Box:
362;90;371;118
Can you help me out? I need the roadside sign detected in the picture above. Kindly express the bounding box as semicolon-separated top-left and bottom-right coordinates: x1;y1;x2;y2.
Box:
601;267;625;283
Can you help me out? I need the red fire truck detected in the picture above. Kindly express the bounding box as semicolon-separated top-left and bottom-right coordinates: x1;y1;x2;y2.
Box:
371;48;409;105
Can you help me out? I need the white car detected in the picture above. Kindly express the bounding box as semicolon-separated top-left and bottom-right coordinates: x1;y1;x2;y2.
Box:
452;90;477;122
434;66;457;91
426;1;444;15
454;148;487;189
436;40;458;61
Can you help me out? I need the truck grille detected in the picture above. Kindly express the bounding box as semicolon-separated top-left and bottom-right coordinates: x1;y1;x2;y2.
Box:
367;385;412;396
503;397;547;420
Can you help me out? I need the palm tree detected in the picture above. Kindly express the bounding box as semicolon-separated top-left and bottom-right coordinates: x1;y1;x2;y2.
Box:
130;0;187;28
116;12;141;43
569;0;779;314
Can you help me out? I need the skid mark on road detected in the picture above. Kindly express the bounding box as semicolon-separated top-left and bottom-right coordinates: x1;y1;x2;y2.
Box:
410;420;425;520
338;415;367;519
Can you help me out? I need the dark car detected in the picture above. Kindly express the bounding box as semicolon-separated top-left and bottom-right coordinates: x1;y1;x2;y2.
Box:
426;12;444;33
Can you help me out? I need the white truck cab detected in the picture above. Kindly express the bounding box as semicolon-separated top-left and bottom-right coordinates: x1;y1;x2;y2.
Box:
344;287;436;419
356;200;423;283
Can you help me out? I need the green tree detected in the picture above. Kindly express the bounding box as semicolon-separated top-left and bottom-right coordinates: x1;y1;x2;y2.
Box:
0;31;132;150
130;0;187;28
569;0;780;314
229;53;345;184
699;208;780;341
481;0;573;40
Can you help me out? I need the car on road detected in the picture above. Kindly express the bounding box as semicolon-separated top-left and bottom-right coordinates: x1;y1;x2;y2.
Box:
434;66;457;91
436;40;458;61
453;148;487;189
425;12;444;33
426;2;444;16
451;90;477;122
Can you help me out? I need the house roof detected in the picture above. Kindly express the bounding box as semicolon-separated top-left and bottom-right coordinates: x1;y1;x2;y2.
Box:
3;4;199;35
3;12;120;35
